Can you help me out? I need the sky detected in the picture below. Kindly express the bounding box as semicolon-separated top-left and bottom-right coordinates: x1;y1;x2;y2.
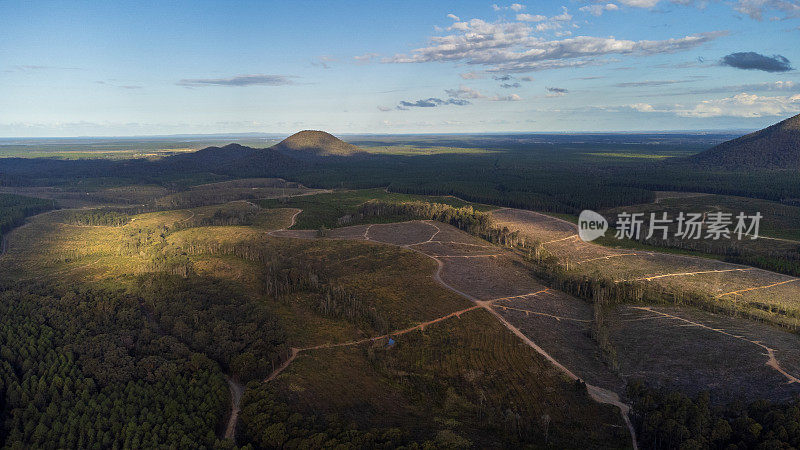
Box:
1;0;799;136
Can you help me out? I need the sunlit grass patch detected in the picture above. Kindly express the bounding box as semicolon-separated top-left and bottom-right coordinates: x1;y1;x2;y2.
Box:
584;152;676;159
360;145;498;155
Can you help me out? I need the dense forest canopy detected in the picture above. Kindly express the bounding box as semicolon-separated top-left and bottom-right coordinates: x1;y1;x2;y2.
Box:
4;133;798;215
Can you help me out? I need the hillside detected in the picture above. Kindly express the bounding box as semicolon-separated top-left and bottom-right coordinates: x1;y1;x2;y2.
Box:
271;130;363;157
166;143;260;168
690;113;800;169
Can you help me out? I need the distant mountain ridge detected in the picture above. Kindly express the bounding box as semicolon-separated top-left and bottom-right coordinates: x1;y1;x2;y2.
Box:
162;130;365;176
690;113;800;169
271;130;363;157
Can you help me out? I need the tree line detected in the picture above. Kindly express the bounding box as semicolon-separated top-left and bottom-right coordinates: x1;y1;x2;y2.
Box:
62;209;130;227
0;193;53;238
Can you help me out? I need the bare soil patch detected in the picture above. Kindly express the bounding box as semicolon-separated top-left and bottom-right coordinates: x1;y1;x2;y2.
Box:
490;207;800;319
366;221;438;246
610;305;800;403
437;253;547;300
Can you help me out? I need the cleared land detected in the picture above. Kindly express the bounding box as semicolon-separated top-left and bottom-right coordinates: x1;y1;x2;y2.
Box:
0;206;630;448
154;178;324;209
5;186;800;447
274;219;800;404
490;207;800;327
264;217;799;450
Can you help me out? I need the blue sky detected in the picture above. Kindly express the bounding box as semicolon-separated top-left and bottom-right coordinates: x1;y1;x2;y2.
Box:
1;0;799;136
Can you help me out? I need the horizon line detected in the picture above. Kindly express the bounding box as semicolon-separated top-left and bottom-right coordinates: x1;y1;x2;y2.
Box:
0;129;755;140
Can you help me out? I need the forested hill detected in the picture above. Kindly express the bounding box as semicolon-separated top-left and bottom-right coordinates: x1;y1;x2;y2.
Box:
270;130;364;158
689;113;800;169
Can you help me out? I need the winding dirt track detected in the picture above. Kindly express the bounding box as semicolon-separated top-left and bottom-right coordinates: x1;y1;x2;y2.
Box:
223;375;244;441
717;279;800;298
265;348;299;382
262;210;800;447
264;218;640;449
266;208;302;236
631;307;800;385
616;268;754;283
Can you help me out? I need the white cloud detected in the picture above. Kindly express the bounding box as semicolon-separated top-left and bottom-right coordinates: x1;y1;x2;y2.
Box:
445;85;487;98
516;13;547;21
551;6;573;20
580;3;620;16
494;3;526;11
618;0;662;7
354;53;380;64
387;17;725;73
686;80;798;94
678;93;800;118
460;71;486;79
632;93;800;117
536;21;563;31
177;74;296;87
447;13;460;21
489;93;522;101
734;0;800;19
517;6;578;36
628;103;655;112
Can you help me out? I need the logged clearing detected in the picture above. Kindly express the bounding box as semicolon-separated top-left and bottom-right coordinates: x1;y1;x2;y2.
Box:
490;207;800;325
7;199;800;447
154;178;325;209
0;205;631;447
611;306;800;402
270;310;628;449
276;219;800;410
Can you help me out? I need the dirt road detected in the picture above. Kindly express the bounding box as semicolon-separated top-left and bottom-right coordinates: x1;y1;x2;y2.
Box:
223;375;245;441
267;218;640;448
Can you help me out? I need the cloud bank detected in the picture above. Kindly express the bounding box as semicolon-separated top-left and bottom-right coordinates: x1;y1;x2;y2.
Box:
396;98;471;109
630;93;800;118
387;16;726;73
177;74;296;87
579;3;620;16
